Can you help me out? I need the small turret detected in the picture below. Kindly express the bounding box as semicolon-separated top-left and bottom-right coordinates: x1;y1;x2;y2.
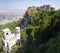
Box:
15;27;20;34
2;28;11;39
15;27;20;39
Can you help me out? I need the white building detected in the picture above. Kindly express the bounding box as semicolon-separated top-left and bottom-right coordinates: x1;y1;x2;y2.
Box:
2;27;20;53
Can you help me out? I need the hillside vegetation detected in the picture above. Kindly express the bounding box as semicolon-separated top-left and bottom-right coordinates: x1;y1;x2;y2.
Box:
13;7;60;53
0;7;60;53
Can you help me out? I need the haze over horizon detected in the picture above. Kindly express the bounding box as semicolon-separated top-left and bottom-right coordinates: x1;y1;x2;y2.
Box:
0;0;60;10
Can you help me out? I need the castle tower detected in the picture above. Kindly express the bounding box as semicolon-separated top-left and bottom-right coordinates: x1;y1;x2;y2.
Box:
15;27;20;39
15;27;21;45
2;28;11;53
2;27;21;53
2;28;11;40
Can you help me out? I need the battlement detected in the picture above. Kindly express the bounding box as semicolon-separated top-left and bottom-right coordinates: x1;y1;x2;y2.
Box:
3;28;10;32
2;27;20;37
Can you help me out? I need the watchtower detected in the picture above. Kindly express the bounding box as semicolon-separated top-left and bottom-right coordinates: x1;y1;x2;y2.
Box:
2;27;21;53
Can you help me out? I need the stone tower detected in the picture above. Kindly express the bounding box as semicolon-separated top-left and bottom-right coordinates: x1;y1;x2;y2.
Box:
15;27;20;39
2;27;20;53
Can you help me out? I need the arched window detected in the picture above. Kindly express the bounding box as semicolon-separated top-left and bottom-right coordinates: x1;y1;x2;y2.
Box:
7;43;9;48
2;40;5;46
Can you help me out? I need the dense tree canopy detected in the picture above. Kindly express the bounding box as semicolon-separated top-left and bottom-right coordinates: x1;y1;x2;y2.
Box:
12;9;60;53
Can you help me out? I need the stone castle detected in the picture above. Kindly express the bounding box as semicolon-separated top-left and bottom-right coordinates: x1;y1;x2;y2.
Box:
37;5;55;11
2;27;20;53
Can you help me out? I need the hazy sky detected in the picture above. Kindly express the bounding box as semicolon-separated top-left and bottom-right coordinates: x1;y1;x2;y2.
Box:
0;0;60;10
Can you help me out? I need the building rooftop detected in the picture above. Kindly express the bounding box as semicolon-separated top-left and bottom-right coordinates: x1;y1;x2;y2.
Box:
15;27;20;29
3;28;10;32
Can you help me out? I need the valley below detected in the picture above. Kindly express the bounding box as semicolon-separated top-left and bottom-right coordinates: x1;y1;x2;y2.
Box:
0;9;25;25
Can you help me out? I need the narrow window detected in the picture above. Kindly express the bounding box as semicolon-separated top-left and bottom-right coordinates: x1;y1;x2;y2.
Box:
2;40;5;46
6;33;8;35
